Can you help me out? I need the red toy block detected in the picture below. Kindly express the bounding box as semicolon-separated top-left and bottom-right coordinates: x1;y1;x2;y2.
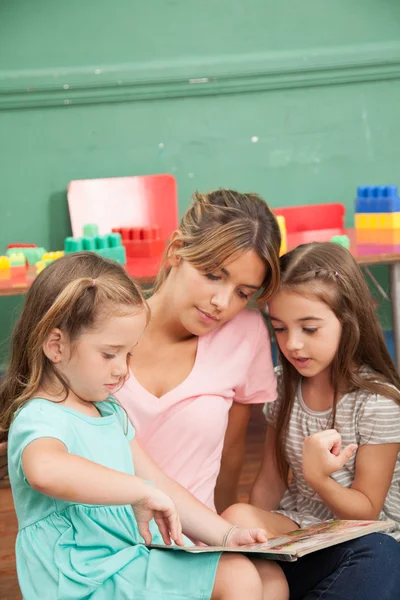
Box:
112;227;165;258
7;243;37;250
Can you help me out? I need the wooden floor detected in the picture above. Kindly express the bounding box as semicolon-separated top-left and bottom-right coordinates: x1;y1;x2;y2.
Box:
0;406;266;599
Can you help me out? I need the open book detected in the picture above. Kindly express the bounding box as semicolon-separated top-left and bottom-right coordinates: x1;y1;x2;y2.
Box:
150;520;394;562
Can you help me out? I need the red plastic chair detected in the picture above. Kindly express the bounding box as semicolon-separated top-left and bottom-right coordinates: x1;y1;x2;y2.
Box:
67;174;178;279
274;204;345;233
68;174;178;239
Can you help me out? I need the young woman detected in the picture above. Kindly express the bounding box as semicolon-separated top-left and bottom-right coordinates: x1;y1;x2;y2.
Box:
115;189;282;512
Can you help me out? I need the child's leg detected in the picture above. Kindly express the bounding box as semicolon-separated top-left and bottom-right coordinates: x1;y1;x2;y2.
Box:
222;503;298;537
252;558;289;600
211;554;262;600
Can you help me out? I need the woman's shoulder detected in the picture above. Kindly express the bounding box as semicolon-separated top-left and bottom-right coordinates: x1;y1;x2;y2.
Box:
212;309;266;342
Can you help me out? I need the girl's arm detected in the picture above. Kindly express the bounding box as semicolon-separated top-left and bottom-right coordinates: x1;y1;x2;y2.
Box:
22;437;184;545
23;437;161;505
214;402;252;513
303;429;399;520
131;438;267;546
250;424;288;510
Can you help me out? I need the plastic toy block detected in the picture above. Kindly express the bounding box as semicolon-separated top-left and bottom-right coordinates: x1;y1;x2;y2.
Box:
8;252;26;267
0;256;11;270
38;251;65;267
356;228;400;246
330;235;350;249
83;224;99;237
0;257;11;288
6;247;46;265
355;213;400;229
112;227;165;258
36;261;46;275
357;243;400;256
355;185;400;213
64;233;126;265
97;247;126;264
42;251;64;262
7;243;37;249
275;216;287;256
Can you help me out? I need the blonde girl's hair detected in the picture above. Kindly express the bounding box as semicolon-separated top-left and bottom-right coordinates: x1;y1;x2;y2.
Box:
0;252;148;440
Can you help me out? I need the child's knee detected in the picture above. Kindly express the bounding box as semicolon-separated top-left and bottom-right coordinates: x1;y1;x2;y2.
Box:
212;554;262;600
220;502;253;525
253;559;289;600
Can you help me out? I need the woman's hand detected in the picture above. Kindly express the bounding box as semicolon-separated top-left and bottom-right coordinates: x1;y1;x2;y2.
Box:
132;485;184;547
302;429;357;486
225;526;268;548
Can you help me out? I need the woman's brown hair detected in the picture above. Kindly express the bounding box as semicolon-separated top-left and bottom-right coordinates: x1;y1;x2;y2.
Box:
154;189;281;304
272;242;400;478
0;252;147;440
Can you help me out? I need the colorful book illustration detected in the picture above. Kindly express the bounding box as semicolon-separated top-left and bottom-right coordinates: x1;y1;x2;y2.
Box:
150;520;394;562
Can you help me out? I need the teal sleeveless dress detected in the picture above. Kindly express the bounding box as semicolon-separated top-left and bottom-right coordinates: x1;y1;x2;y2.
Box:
8;399;221;599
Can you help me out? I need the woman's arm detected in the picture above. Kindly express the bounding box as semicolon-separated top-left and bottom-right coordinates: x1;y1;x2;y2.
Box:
303;429;399;519
131;438;267;546
214;402;252;513
250;424;288;510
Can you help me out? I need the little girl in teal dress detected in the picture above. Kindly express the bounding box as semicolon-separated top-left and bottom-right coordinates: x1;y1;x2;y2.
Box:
2;252;288;600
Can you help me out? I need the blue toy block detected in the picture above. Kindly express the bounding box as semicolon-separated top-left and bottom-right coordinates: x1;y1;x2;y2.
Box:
355;185;400;213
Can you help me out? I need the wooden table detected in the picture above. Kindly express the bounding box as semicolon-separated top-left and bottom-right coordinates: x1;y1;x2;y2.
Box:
2;228;400;369
287;228;400;371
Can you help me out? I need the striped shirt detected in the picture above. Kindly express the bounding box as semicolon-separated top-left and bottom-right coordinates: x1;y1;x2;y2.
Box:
264;370;400;540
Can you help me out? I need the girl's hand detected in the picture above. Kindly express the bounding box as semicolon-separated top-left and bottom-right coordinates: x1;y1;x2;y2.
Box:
225;526;268;548
132;486;184;547
302;429;357;485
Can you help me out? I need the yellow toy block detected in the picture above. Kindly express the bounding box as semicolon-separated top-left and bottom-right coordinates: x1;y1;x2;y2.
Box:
0;256;11;281
36;261;46;275
0;256;11;270
356;213;400;229
42;251;64;262
355;214;371;229
276;215;287;256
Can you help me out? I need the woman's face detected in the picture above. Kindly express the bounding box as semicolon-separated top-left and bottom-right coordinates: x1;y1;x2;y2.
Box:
169;249;267;335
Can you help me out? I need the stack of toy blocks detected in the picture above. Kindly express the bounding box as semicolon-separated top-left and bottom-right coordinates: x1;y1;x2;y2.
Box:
112;226;165;259
0;253;27;289
64;224;126;265
355;185;400;253
6;245;47;265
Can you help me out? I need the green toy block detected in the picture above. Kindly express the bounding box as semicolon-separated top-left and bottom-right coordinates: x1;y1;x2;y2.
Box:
64;232;126;265
6;247;46;265
83;224;99;237
97;246;126;264
65;237;83;253
8;252;26;267
330;235;350;249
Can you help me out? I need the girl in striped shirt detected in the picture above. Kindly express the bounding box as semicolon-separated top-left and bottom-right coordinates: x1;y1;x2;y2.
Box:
223;241;400;600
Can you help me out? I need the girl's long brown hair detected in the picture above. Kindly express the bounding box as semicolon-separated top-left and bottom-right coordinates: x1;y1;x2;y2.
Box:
0;252;147;440
154;189;282;304
273;242;400;478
